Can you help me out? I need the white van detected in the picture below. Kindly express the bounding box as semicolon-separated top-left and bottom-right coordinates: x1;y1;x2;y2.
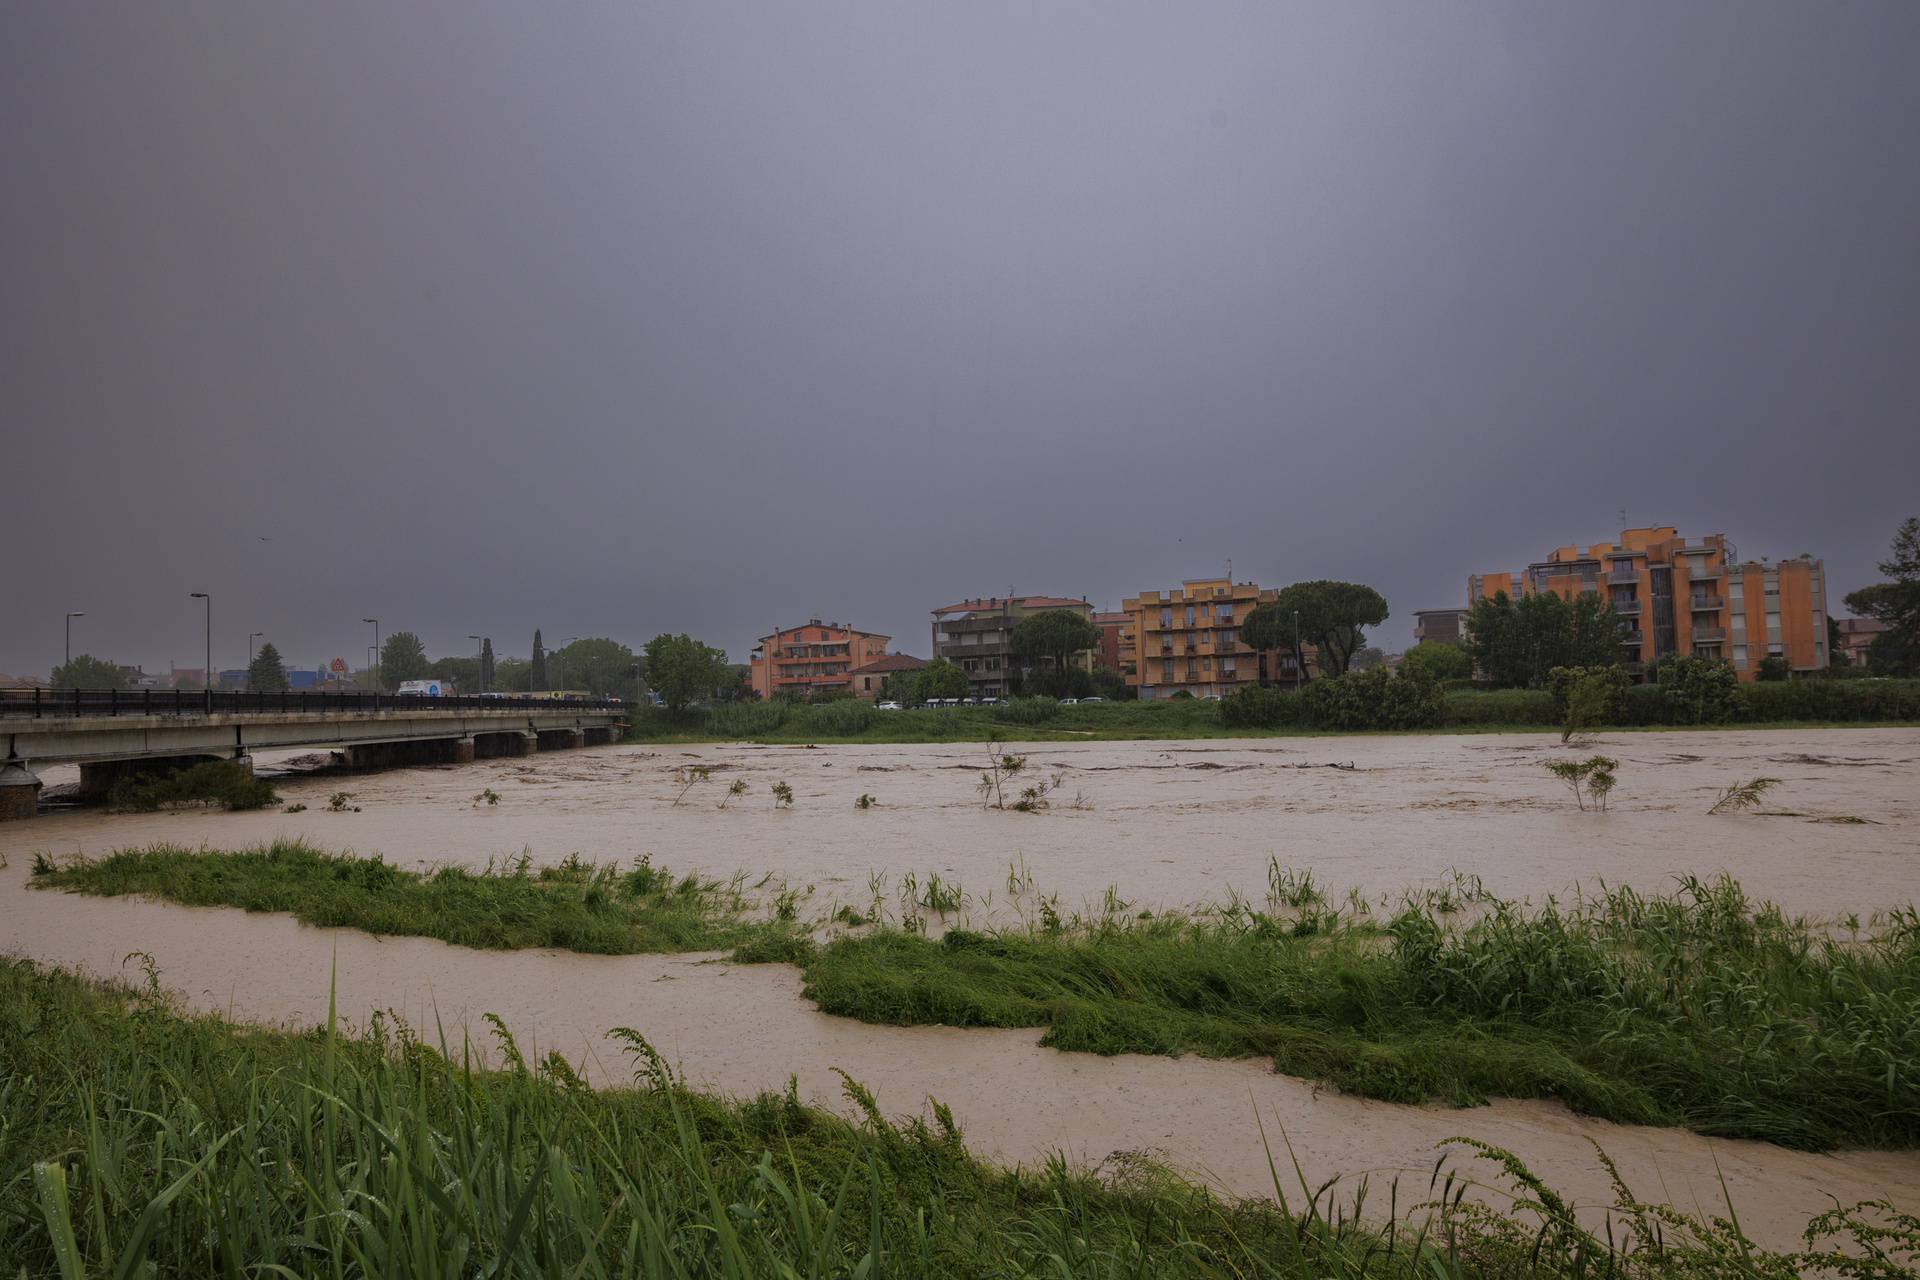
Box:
396;679;448;697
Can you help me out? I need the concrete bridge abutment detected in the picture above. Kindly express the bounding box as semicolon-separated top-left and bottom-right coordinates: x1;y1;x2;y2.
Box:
582;725;620;747
0;757;40;822
537;727;587;751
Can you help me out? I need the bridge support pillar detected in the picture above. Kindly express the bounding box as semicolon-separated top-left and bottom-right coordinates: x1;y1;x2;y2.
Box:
77;755;225;800
0;756;41;822
446;737;476;765
582;725;619;747
537;727;586;751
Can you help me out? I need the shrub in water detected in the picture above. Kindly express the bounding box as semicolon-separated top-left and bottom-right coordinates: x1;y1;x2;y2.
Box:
1300;668;1442;731
107;761;278;813
1217;684;1303;729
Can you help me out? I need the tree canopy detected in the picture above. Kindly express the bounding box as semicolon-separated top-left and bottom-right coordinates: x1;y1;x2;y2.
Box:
479;638;496;693
1843;516;1920;676
529;631;549;692
1010;609;1099;697
643;634;730;713
1399;640;1472;683
50;654;127;690
247;642;289;692
1244;581;1389;677
552;637;642;701
1467;590;1625;688
913;658;970;702
378;632;429;689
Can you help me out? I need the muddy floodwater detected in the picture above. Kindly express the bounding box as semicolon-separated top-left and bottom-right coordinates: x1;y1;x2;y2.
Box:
6;728;1920;1248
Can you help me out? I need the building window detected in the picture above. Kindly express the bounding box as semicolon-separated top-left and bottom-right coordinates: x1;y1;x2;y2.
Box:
1161;659;1173;681
1184;605;1196;626
1218;628;1236;648
1159;608;1172;628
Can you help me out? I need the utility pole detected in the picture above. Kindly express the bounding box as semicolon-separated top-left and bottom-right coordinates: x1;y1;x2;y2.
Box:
1292;609;1302;692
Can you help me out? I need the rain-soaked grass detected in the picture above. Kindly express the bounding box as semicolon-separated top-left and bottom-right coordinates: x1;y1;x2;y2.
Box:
4;956;1916;1278
32;846;1920;1151
31;839;799;956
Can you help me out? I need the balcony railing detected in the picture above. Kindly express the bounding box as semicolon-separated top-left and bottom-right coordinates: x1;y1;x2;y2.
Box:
1612;598;1641;614
1619;630;1644;645
1688;567;1724;582
1690;596;1724;611
1693;626;1728;642
1607;571;1638;585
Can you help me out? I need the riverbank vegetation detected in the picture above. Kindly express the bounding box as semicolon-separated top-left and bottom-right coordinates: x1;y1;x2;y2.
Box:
4;958;1916;1278
35;848;1920;1152
31;840;800;956
618;678;1920;743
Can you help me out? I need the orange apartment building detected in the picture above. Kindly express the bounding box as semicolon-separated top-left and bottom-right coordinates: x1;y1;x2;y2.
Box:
748;620;891;700
1469;527;1829;679
1120;577;1306;699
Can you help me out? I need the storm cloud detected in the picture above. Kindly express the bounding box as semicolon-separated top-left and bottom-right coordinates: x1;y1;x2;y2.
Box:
4;2;1916;675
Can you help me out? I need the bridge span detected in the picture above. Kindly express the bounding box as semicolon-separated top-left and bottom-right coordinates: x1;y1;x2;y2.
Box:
0;690;626;820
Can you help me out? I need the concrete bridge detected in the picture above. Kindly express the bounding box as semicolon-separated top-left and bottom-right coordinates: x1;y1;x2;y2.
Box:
0;690;625;820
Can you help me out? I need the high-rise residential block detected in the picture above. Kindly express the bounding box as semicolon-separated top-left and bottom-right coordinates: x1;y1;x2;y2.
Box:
1121;577;1304;699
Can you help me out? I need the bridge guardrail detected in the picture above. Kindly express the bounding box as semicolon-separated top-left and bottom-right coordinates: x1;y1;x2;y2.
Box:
0;688;628;719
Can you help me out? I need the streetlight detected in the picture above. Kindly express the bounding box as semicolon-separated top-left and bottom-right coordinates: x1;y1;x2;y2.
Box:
249;632;264;689
190;594;211;691
469;635;483;693
363;618;380;690
64;612;85;668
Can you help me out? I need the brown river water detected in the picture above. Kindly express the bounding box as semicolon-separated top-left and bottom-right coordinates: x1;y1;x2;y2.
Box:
5;728;1919;1248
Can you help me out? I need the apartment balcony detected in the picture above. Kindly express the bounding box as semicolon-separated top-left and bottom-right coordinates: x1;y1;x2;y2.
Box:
1619;630;1644;646
1607;570;1639;585
1612;598;1641;615
1689;596;1724;611
1687;567;1724;583
1693;626;1727;642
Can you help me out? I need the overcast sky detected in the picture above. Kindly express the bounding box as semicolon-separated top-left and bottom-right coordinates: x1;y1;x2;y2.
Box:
4;2;1916;677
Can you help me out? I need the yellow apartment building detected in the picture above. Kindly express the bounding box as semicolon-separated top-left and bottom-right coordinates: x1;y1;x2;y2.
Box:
1121;577;1307;699
1469;527;1829;679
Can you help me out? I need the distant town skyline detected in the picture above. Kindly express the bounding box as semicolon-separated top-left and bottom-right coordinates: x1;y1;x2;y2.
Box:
5;3;1916;677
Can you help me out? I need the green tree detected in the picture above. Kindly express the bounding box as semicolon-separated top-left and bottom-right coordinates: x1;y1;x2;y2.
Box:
643;634;730;713
1245;581;1389;678
492;656;532;692
1657;654;1744;725
1009;609;1100;686
1399;640;1472;683
379;632;430;688
247;642;289;692
50;654;128;690
912;658;970;702
552;637;642;700
1567;593;1626;669
1844;516;1920;677
530;630;549;692
1348;646;1387;671
1755;655;1791;682
480;638;496;692
1513;592;1573;684
425;656;481;691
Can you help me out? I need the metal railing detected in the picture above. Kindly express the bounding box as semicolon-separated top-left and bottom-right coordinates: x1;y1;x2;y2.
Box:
0;688;628;720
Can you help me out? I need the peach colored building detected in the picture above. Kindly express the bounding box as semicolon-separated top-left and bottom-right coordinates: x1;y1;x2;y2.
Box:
1093;611;1128;673
1469;527;1829;679
928;595;1095;698
1121;577;1308;699
748;620;890;700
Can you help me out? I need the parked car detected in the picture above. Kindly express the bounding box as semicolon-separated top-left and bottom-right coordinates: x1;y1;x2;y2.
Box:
1080;696;1106;703
877;700;904;711
1060;697;1079;705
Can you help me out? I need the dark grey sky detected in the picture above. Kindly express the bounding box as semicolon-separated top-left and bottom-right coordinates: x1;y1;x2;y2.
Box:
5;2;1917;677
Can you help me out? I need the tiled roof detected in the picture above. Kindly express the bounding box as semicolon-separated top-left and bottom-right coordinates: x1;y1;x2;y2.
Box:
849;653;928;674
930;595;1089;615
1092;612;1128;625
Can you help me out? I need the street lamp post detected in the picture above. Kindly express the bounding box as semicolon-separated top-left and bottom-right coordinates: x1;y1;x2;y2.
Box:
469;635;483;693
363;618;380;691
190;594;211;695
64;612;85;668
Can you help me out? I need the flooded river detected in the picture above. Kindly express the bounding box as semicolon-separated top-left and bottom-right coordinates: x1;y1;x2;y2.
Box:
6;728;1919;1247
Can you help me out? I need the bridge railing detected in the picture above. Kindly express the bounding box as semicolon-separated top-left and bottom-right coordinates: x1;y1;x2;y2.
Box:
0;688;628;719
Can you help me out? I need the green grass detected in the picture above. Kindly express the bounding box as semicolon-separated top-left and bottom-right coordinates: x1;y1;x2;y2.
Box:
4;958;1915;1277
798;875;1920;1152
30;840;799;955
34;846;1920;1153
105;759;280;812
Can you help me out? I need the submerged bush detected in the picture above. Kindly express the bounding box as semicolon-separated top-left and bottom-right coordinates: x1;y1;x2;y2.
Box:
1217;684;1303;728
1299;668;1443;730
107;760;278;812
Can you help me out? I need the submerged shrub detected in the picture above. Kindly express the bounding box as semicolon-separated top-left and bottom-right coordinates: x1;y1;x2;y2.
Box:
1217;684;1302;729
107;761;278;813
1299;668;1442;731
